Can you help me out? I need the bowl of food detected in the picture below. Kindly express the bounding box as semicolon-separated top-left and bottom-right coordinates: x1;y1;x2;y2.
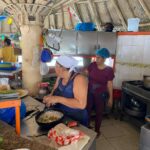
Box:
35;108;64;129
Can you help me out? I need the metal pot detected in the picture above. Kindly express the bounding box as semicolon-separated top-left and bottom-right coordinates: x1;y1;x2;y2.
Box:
143;75;150;89
124;106;146;118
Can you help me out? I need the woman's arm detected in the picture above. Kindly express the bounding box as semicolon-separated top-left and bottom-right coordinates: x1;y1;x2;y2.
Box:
43;75;88;109
107;80;113;107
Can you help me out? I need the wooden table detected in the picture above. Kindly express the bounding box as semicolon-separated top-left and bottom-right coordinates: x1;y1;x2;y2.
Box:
0;99;21;135
21;96;97;150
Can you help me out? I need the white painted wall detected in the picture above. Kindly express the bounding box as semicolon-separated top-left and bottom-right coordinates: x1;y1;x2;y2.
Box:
114;34;150;89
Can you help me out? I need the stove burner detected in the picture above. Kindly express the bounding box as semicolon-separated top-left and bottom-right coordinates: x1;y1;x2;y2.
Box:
128;80;143;86
124;80;150;91
138;85;150;91
121;80;150;127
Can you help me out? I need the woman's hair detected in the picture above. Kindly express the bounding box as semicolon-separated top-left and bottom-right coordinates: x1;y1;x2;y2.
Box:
4;38;11;46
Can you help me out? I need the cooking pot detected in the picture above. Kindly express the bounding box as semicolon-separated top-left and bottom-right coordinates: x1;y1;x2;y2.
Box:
35;108;64;129
143;75;150;89
124;106;145;118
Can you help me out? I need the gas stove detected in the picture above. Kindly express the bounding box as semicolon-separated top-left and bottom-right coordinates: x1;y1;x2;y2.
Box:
122;80;150;103
121;80;150;127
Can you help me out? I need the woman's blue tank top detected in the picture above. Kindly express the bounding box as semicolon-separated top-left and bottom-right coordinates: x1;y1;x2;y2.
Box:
53;74;81;112
53;74;88;126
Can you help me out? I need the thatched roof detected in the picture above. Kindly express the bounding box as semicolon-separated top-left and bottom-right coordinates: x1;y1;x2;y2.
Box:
0;0;150;32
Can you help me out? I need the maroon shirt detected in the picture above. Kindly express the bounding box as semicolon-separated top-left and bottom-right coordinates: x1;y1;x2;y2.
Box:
88;62;114;93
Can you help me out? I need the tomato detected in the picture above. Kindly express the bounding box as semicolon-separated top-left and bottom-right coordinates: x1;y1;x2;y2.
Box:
67;121;78;127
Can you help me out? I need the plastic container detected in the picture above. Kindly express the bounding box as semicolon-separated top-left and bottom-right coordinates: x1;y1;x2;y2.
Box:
140;124;150;150
128;18;140;32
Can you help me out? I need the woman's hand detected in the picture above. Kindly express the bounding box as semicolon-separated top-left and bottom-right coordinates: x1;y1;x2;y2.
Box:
107;98;113;108
43;95;58;107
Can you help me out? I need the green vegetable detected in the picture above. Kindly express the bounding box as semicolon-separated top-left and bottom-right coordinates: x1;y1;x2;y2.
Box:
0;90;17;94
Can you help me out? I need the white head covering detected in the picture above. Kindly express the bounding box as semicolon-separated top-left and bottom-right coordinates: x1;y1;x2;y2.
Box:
56;55;78;72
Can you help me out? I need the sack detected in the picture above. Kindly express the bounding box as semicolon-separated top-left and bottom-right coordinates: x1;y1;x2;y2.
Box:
40;62;49;75
75;22;96;31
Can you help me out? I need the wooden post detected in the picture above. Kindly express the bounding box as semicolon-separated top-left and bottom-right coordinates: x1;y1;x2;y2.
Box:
20;25;42;96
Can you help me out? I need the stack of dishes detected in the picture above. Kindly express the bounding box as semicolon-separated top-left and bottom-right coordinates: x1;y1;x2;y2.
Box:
0;90;19;99
0;89;28;99
0;62;16;71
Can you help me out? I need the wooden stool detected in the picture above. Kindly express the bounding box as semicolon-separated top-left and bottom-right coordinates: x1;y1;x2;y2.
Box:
0;99;21;136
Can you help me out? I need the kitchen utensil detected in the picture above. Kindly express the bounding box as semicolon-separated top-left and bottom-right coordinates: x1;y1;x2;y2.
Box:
24;110;40;121
124;106;145;118
27;133;47;137
35;108;64;129
143;75;150;89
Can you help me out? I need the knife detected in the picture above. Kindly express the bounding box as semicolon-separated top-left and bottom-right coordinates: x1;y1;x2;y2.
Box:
24;110;40;121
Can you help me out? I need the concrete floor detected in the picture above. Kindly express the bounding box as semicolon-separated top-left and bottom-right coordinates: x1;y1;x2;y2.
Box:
91;116;140;150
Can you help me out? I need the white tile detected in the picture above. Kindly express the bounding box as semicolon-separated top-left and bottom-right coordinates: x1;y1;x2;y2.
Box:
143;37;150;64
132;36;145;46
101;125;127;138
96;138;116;150
95;116;140;150
108;136;139;150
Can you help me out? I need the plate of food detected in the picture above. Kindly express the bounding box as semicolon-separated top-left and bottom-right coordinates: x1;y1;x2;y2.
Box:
16;89;28;98
0;85;19;99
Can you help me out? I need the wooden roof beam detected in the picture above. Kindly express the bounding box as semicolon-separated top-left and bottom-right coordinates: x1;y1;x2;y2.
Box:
111;0;127;30
72;3;82;22
52;13;56;29
77;0;108;4
138;0;150;19
61;5;65;28
0;1;7;8
87;0;101;31
139;22;150;27
51;0;80;14
52;0;69;9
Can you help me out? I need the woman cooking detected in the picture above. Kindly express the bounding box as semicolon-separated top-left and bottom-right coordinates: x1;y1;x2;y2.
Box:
85;48;114;137
43;55;88;126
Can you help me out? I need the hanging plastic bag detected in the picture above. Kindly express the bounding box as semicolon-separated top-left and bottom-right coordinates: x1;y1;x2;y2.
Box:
40;48;53;63
40;62;49;75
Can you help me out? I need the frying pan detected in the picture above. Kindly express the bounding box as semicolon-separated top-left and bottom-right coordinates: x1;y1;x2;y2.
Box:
35;107;64;129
